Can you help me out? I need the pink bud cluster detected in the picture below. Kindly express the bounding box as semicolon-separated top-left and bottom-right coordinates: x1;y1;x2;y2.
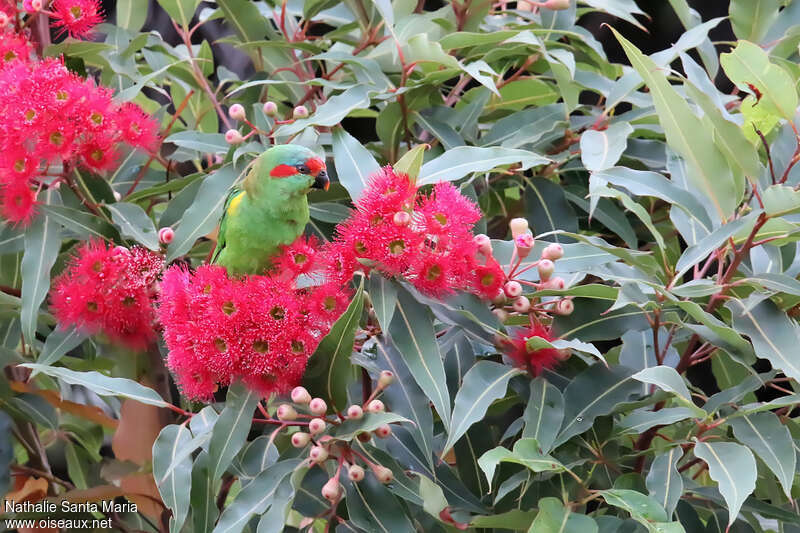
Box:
223;101;310;146
50;241;164;350
0;30;159;225
157;237;351;400
325;167;505;299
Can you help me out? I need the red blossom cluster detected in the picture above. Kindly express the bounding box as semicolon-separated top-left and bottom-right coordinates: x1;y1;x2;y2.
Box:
0;29;158;225
326;167;505;299
3;0;104;38
50;241;164;350
157;240;350;400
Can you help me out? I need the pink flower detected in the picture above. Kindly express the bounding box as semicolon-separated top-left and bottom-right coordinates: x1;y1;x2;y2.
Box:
50;0;104;38
0;180;36;225
50;241;164;350
275;236;318;277
0;33;31;68
504;324;562;375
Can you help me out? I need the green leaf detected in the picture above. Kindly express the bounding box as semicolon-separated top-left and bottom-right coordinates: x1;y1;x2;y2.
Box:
528;497;598;533
721;40;799;121
277;86;372;137
37;327;88;367
303;277;364;411
471;510;537;530
674;213;757;280
208;383;259;480
153;425;193;533
116;0;148;30
580;122;633;171
525;177;578;243
21;364;169;407
191;452;219;533
40;205;119;242
165;131;229;154
0;412;11;496
346;473;416;533
646;448;683;517
213;460;300;533
393;144;427;183
331;126;381;202
418;147;549;185
693;440;757;529
332;412;410;441
21;191;61;346
442;361;522;456
554;364;640;447
389;285;451;430
166;164;239;262
106;202;159;250
729;0;781;43
762;184;800;217
583;0;647;30
8;394;58;430
632;366;705;416
599;490;678;532
612;28;741;218
156;0;201;28
729;411;796;497
727;298;800;381
478;438;564;487
216;0;269;43
619;407;695;434
522;377;564;454
676;301;755;365
367;273;397;330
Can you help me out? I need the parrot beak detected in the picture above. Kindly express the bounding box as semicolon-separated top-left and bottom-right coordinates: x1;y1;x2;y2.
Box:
313;170;330;191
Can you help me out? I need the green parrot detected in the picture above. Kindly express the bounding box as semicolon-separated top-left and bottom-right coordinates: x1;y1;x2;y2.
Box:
211;144;329;275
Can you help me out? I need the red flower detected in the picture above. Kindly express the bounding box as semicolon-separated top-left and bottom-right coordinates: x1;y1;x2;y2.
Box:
50;242;164;350
275;236;318;277
0;180;36;225
504;324;563;375
117;103;160;151
50;0;104;38
0;33;31;67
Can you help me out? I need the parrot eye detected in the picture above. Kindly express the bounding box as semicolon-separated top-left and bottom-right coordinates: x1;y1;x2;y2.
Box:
295;164;311;174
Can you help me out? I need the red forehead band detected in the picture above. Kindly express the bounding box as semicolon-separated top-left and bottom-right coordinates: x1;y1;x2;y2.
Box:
307;158;326;174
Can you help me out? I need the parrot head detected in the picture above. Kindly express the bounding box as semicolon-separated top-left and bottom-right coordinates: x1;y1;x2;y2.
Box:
247;144;329;197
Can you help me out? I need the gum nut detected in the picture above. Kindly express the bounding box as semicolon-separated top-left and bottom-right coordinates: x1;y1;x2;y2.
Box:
378;370;394;387
263;101;278;116
366;399;385;413
309;418;326;435
504;281;522;298
291;386;312;404
309;445;328;463
544;0;570;9
321;477;342;501
492;308;509;322
357;432;372;442
228;103;246;121
158;227;174;244
556;348;572;361
512;295;531;313
509;218;529;238
537;259;555;281
373;465;394;484
393;211;411;226
542;243;564;261
309;398;327;415
556;299;574;315
474;234;492;255
348;464;365;482
224;129;243;145
293;105;309;119
347;405;364;419
374;424;392;439
277;404;297;421
291;432;311;448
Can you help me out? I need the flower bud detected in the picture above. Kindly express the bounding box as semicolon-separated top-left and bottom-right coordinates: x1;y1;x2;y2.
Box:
509;218;529;238
224;129;243;145
348;464;365;482
291;432;311;448
228;103;246;121
277;404;297;421
291;386;312;404
542;243;564;261
309;398;327;415
504;281;522;298
393;211;411;226
293;105;309;119
0;12;8;28
474;234;493;256
378;370;394;388
372;465;394;484
158;227;174;244
543;0;570;10
309;445;328;463
514;233;535;259
347;405;364;420
24;0;42;13
544;277;565;290
557;348;572;361
263;101;278;116
309;418;326;435
512;295;531;313
321;476;342;502
366;399;385;413
357;432;372;443
537;259;554;281
491;289;506;306
556;299;574;315
492;308;509;322
374;424;392;439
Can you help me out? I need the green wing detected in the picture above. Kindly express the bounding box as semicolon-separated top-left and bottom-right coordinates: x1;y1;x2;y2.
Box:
211;186;244;264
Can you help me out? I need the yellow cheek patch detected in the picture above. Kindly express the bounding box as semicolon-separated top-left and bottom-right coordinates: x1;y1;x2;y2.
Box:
227;192;245;216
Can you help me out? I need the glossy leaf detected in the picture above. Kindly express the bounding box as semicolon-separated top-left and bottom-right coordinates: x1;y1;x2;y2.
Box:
522;377;564;454
153;425;193;533
729;412;796;497
208;383;259;480
418;147;549;185
107;202;160;250
693;440;757;528
529;497;599;533
478;438;565;486
646;448;683;517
